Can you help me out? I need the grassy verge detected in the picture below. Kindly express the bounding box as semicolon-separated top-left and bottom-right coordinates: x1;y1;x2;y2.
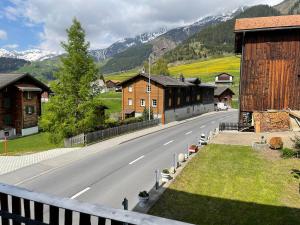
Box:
96;91;122;114
0;133;63;155
149;144;300;225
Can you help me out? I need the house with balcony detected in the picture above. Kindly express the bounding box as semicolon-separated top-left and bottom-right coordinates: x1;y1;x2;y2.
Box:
120;73;215;124
0;73;51;138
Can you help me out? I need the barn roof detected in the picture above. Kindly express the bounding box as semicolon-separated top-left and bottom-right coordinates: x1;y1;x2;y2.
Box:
0;73;51;91
214;86;235;96
235;15;300;32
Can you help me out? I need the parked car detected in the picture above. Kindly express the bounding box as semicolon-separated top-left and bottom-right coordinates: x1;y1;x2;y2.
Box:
198;133;207;146
216;102;228;111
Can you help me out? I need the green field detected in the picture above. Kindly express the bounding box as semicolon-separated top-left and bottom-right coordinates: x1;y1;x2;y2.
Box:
96;91;122;114
149;144;300;225
0;133;63;155
104;55;240;83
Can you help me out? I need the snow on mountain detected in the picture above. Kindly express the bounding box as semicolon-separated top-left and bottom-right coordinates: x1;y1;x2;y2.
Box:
0;49;58;62
89;28;167;61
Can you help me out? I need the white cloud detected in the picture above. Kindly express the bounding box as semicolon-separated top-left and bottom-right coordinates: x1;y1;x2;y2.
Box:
0;30;7;40
3;44;19;49
5;0;282;51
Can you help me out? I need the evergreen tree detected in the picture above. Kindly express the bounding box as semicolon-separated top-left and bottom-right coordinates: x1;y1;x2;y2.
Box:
40;18;103;143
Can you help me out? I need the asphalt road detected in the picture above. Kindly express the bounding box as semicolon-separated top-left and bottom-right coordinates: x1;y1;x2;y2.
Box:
1;111;238;210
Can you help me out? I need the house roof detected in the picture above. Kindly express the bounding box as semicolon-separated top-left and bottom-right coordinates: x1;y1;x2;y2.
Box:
235;15;300;33
214;86;235;96
119;73;190;87
0;73;51;92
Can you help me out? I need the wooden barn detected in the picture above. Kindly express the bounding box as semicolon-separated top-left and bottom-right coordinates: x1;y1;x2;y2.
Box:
235;15;300;132
0;73;51;138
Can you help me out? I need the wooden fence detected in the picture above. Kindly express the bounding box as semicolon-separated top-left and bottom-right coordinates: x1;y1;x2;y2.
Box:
65;119;160;147
0;183;193;225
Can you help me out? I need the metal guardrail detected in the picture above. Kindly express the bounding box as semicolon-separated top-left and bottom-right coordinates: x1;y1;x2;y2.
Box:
0;183;193;225
65;119;160;147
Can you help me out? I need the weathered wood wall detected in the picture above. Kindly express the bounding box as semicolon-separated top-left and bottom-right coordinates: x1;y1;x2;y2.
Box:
240;29;300;113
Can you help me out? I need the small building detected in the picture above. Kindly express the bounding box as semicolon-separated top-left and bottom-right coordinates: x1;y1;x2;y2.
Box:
106;80;121;92
92;78;108;94
235;15;300;132
215;73;234;86
0;73;51;138
214;86;235;107
119;73;215;124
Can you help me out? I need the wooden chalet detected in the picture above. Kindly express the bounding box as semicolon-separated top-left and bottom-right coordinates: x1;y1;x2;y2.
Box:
235;15;300;131
119;73;215;124
0;73;51;138
214;86;235;107
215;73;234;86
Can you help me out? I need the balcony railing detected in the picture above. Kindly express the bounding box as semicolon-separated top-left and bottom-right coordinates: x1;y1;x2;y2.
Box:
0;183;193;225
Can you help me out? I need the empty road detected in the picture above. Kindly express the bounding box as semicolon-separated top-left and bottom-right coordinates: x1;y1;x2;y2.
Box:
0;111;238;210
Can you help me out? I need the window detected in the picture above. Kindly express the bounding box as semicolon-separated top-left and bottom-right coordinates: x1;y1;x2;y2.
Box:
186;96;190;103
3;98;11;109
197;94;201;101
168;98;172;107
128;98;133;106
177;97;181;106
146;85;151;93
128;86;133;92
152;99;157;107
26;92;32;100
140;99;145;107
3;115;12;126
25;105;35;115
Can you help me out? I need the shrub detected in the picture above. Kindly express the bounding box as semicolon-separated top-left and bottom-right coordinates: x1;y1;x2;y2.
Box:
280;148;295;159
162;169;170;174
269;137;283;150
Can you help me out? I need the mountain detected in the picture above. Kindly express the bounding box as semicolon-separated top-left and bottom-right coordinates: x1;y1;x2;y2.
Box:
101;11;241;74
0;57;29;73
0;49;58;62
274;0;300;14
162;5;281;63
89;28;167;61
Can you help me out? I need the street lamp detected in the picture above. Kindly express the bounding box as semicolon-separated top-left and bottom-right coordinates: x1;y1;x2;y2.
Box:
148;48;167;121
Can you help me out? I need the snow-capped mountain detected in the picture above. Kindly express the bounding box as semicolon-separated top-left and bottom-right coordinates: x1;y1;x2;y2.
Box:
89;28;167;61
0;49;58;62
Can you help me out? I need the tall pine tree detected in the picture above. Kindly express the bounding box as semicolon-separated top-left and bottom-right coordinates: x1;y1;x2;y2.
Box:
40;18;104;143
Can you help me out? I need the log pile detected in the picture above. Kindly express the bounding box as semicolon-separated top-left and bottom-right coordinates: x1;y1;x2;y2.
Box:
253;111;290;133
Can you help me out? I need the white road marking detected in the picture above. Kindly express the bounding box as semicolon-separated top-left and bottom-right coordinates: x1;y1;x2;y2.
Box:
129;155;145;165
185;131;193;135
200;125;206;128
163;140;174;146
71;187;91;199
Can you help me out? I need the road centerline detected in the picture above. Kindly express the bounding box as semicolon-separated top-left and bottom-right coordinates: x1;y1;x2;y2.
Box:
71;187;91;199
129;155;145;165
163;140;174;146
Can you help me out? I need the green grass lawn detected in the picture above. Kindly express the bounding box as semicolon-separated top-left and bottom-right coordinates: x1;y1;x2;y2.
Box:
96;91;122;114
149;144;300;225
0;133;63;155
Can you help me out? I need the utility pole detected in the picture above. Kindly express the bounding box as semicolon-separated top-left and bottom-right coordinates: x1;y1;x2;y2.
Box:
148;56;151;121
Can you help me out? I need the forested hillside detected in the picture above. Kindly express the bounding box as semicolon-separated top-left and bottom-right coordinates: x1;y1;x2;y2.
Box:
102;44;153;73
0;57;29;72
163;5;281;62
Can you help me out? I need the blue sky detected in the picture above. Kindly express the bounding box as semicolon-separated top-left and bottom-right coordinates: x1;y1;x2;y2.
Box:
0;0;282;52
0;0;43;51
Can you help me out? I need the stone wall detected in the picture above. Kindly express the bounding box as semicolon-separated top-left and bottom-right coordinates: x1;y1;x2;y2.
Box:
253;111;290;133
164;103;214;124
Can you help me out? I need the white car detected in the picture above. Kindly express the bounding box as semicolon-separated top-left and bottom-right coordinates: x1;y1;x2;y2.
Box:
198;133;207;146
216;102;228;111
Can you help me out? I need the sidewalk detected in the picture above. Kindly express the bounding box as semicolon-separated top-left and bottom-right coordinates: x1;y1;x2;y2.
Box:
0;110;234;177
